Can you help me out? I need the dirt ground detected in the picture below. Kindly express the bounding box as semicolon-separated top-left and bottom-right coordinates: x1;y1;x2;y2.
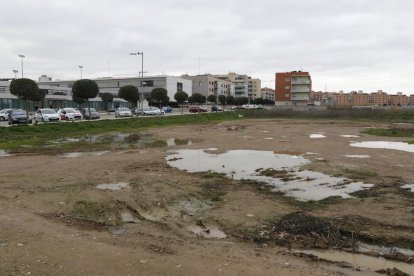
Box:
1;119;413;275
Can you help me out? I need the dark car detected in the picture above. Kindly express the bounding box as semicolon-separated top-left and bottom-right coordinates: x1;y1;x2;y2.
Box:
82;108;100;120
8;109;30;125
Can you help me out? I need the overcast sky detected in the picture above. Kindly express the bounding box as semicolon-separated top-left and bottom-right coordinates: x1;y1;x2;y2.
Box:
1;0;414;94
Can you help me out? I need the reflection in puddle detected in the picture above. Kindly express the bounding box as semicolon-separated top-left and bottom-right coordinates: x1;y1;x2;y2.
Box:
350;141;414;153
310;134;326;139
0;149;11;157
299;249;414;275
96;182;129;191
188;225;227;239
63;151;109;158
345;155;371;159
166;150;373;201
402;184;414;192
51;133;192;149
341;135;360;138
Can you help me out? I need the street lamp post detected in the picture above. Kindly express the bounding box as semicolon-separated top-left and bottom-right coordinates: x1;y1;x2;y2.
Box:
18;54;25;78
129;52;144;111
12;70;18;79
78;65;83;79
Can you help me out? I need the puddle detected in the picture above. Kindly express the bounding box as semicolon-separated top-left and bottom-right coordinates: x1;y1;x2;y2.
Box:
264;137;274;140
345;155;371;159
63;151;109;158
358;243;414;257
310;134;326;139
341;135;360;138
350;141;414;153
0;150;11;157
401;184;414;192
166;150;373;201
304;152;318;155
299;249;414;275
52;133;192;149
96;182;129;191
188;225;227;239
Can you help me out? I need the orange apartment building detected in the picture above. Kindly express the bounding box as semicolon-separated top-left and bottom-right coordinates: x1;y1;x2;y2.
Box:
275;71;311;105
310;90;414;107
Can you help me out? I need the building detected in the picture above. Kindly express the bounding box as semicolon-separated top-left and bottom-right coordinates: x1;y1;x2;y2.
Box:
275;71;312;105
370;90;390;106
0;75;192;110
212;73;261;99
260;87;275;102
181;74;235;98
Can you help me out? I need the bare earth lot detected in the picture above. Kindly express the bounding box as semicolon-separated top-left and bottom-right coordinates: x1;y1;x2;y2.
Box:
1;119;413;275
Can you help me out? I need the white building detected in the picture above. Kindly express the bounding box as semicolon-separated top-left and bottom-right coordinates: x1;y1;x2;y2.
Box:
0;75;192;110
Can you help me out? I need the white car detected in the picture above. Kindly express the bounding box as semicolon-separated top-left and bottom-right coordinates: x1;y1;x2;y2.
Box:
57;108;83;121
0;109;12;121
115;107;133;118
33;108;61;123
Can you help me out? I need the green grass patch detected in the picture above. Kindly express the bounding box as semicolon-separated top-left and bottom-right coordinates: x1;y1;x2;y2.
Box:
342;168;378;180
0;112;242;152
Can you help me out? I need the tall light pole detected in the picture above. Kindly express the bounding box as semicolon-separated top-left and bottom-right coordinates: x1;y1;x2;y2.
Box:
18;54;25;78
78;65;83;79
12;70;18;79
129;52;144;110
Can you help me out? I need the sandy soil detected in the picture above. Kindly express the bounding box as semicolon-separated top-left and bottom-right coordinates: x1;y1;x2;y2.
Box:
1;119;413;275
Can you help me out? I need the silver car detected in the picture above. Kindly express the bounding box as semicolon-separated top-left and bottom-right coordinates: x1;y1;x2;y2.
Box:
0;108;12;121
33;108;61;123
115;107;133;118
57;108;83;121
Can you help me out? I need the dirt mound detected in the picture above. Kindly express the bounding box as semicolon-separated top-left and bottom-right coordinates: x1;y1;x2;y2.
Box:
251;212;362;249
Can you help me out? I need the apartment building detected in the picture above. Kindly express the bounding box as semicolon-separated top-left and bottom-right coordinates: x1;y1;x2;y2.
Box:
390;92;409;106
260;87;275;101
275;71;312;105
212;73;261;99
350;91;369;106
370;90;390;106
181;74;235;98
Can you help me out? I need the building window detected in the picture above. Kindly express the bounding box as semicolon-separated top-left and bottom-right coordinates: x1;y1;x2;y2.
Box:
0;86;5;93
285;86;290;90
177;82;183;91
285;78;290;82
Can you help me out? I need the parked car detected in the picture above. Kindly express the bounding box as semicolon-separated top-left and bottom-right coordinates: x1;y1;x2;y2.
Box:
33;108;61;123
211;106;224;112
115;107;133;118
0;108;12;121
8;109;30;125
82;108;100;120
135;106;164;116
189;106;208;113
57;108;83;121
161;106;173;113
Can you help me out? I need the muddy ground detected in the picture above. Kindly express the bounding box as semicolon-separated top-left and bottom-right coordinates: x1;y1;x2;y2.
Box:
1;119;413;275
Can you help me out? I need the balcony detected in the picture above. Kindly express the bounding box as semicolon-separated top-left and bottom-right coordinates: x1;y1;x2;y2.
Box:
291;78;311;85
291;95;309;101
292;88;311;93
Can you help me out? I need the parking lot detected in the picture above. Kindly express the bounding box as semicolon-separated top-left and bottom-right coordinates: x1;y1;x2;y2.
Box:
0;107;214;127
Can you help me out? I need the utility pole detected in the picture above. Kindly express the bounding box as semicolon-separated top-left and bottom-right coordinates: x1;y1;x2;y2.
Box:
18;54;25;78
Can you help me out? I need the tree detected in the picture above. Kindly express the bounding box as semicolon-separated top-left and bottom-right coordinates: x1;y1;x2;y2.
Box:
191;93;206;104
235;97;249;105
263;99;275;105
174;91;188;115
100;92;114;111
174;91;188;104
188;96;194;104
218;95;226;105
10;78;41;118
72;79;99;118
150;88;169;107
207;94;216;104
118;85;139;108
254;98;264;105
226;95;235;105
